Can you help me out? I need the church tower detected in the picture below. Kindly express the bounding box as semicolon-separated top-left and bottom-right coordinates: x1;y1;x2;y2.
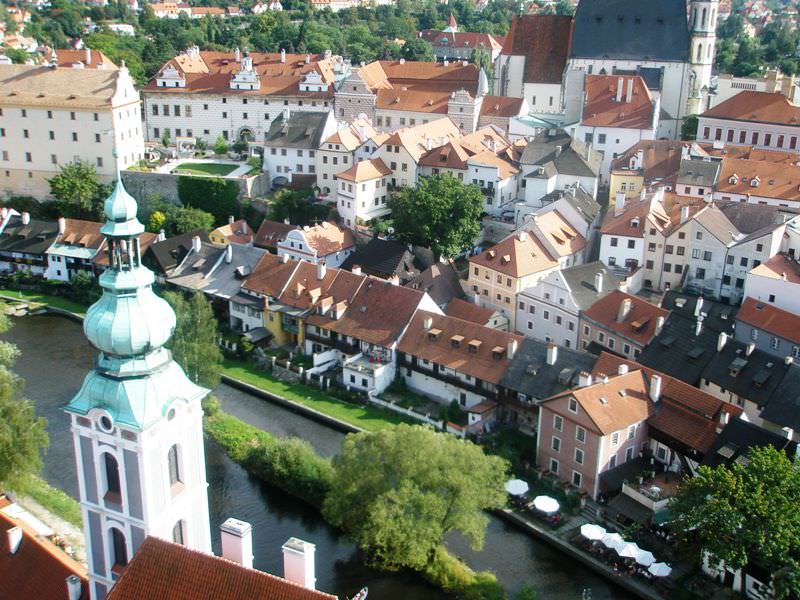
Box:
689;0;718;112
66;173;212;599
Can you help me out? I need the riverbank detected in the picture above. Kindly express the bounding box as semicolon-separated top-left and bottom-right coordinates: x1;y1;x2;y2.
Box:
0;289;88;317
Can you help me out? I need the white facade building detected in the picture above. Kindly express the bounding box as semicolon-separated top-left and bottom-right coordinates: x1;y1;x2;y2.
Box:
335;158;391;228
277;221;355;267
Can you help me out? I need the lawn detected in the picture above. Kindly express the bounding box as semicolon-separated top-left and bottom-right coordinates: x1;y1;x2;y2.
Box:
0;288;88;316
173;162;238;176
222;358;416;432
17;475;82;528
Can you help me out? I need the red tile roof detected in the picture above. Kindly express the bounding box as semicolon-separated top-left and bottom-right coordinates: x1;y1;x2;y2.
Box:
479;96;526;118
501;14;573;85
445;297;495;325
582;290;669;346
750;253;800;284
701;91;800;126
599;196;655;238
243;253;299;297
0;496;89;600
254;219;294;250
106;536;336;600
419;29;503;53
737;296;800;344
469;230;558;279
582;75;655;130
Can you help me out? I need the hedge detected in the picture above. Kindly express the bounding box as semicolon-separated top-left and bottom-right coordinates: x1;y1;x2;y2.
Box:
177;176;239;225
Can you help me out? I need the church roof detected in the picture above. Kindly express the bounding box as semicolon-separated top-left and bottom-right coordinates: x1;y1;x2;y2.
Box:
571;0;690;62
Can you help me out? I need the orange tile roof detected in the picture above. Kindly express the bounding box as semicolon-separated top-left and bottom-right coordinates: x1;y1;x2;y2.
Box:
375;87;451;114
377;59;478;88
242;253;299;297
381;118;461;161
737;296;800;342
41;48;118;69
0;496;89;600
297;221;354;257
531;210;586;257
479;95;526;118
254;219;294;250
582;290;670;346
444;297;495;324
501;14;573;85
335;158;391;182
716;156;800;202
322;118;378;151
610;140;693;186
419;141;471;170
212;219;252;244
106;537;336;600
468;150;520;180
544;371;652;435
398;311;523;384
582;75;655;130
599;196;654;238
469;230;558;279
278;260;341;310
58;218;105;249
749;252;800;284
701;90;800;126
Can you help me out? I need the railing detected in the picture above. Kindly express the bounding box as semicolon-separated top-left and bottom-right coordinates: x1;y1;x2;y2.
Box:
621;482;671;512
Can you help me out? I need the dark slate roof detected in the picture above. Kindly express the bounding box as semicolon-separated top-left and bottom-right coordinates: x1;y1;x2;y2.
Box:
571;0;690;62
404;260;465;307
661;291;739;334
701;342;788;409
264;111;331;150
520;129;601;178
0;216;59;255
500;338;596;399
561;261;623;311
676;159;720;188
717;200;788;235
701;418;797;469
760;364;800;431
143;230;211;276
340;238;418;282
539;186;601;226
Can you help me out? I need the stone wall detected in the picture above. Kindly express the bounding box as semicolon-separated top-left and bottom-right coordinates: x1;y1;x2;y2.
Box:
121;170;270;204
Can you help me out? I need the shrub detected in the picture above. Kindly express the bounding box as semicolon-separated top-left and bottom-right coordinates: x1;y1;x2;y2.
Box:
213;135;229;155
423;546;504;599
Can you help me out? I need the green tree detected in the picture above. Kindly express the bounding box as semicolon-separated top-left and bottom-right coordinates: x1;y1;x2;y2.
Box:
681;114;698;141
213;134;229;155
671;446;800;599
400;37;435;62
148;210;168;233
269;188;328;226
470;47;493;83
322;424;508;571
48;161;108;220
161;129;171;147
173;206;215;234
0;309;49;489
389;173;483;259
4;48;29;63
163;291;223;388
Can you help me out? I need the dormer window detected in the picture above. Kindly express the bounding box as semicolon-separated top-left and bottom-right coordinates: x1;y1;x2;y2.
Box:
468;339;482;353
450;335;464;348
630;217;640;227
750;176;760;187
729;174;738;184
428;328;441;342
491;346;504;360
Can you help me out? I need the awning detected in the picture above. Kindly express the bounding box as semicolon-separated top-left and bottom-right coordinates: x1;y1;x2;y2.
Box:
243;327;271;344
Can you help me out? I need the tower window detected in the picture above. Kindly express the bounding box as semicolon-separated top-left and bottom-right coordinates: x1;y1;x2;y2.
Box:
110;527;128;570
168;444;183;492
172;520;186;546
103;453;122;505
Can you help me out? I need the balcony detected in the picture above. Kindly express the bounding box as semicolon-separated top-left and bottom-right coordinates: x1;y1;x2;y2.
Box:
333;337;360;355
402;358;494;399
621;471;679;513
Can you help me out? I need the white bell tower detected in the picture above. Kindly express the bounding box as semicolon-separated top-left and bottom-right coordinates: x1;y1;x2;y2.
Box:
689;0;718;113
66;173;212;600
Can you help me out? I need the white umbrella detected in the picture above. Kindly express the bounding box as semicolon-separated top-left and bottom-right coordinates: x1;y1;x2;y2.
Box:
580;523;606;541
635;549;656;567
648;562;672;577
505;479;529;496
601;532;624;550
616;542;641;559
532;495;560;513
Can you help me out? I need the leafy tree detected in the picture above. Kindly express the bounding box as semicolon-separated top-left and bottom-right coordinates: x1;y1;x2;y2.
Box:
0;309;49;489
173;206;215;234
161;129;171;147
69;271;102;305
232;139;249;154
401;37;435;62
195;138;208;153
4;48;29;64
389;173;483;259
681;114;698;141
470;47;493;83
269;188;329;225
322;424;508;571
213;134;229;155
48;161;108;220
163;291;222;388
671;446;800;599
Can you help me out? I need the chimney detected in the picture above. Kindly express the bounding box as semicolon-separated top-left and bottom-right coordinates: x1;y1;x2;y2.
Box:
617;297;632;322
192;235;201;253
66;575;82;600
614;192;626;216
625;78;633;103
615;77;624;102
649;374;662;402
426;138;433;151
746;342;755;356
388;273;400;286
423;317;433;330
58;216;66;235
228;215;235;225
594;271;604;295
694;297;704;317
578;371;592;387
786;355;794;365
695;319;703;336
283;537;316;590
717;332;728;352
234;47;241;62
617;363;629;375
399;57;405;64
305;54;310;64
351;265;361;276
21;212;30;225
357;124;366;142
158;229;166;242
280;48;286;63
281;253;289;263
316;262;327;281
225;244;233;264
85;47;91;65
680;205;690;223
0;207;6;219
220;518;253;569
654;315;665;337
546;342;558;365
507;339;518;360
444;59;449;66
6;526;22;554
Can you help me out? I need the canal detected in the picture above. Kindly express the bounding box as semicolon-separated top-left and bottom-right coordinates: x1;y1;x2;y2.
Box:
5;314;632;599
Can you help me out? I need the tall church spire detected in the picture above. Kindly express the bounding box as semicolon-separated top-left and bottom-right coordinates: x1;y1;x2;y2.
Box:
66;176;212;599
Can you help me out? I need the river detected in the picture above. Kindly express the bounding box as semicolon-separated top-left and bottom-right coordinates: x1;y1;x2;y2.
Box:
4;314;632;599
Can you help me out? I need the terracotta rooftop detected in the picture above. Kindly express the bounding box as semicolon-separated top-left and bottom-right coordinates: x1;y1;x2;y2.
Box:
212;219;253;244
469;230;558;279
335;158;391;182
0;496;89;600
599;195;657;238
749;253;800;284
501;14;573;85
278;260;341;311
479;95;526;118
610;140;696;186
106;536;336;600
381;118;461;161
398;311;523;384
242;253;299;297
322;118;378;151
444;297;496;325
582;75;655;130
543;370;652;435
56;219;105;250
701;91;800;126
582;290;670;346
254;219;294;250
40;48;118;69
717;156;800;203
530;210;586;258
737;296;800;343
290;221;354;257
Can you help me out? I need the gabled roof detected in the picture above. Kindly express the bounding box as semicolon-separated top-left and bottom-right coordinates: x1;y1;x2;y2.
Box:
610;140;693;186
0;216;59;255
676;158;720;188
254;219;294;250
501;15;573;85
211;219;252;244
559;261;623;311
322;118;378;151
702;341;790;408
168;242;267;300
692;204;741;245
106;536;336;600
242;253;299;297
479;96;526;118
469;230;558;279
397;310;522;384
52;218;105;251
381;118;461;162
264;111;332;150
404;261;465;307
582;75;655;130
599;195;655;238
287;221;354;257
0;64;127;109
716;156;800;203
500;338;596;399
701;91;800;126
143;230;211;276
278;260;340;311
702;417;798;469
530;210;586;257
571;0;690;62
419;29;503;53
444;297;495;325
738;297;800;344
582;290;669;346
749;253;800;284
335;158;391;182
543;370;653;435
339;238;416;281
40;47;118;69
520;129;601;178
